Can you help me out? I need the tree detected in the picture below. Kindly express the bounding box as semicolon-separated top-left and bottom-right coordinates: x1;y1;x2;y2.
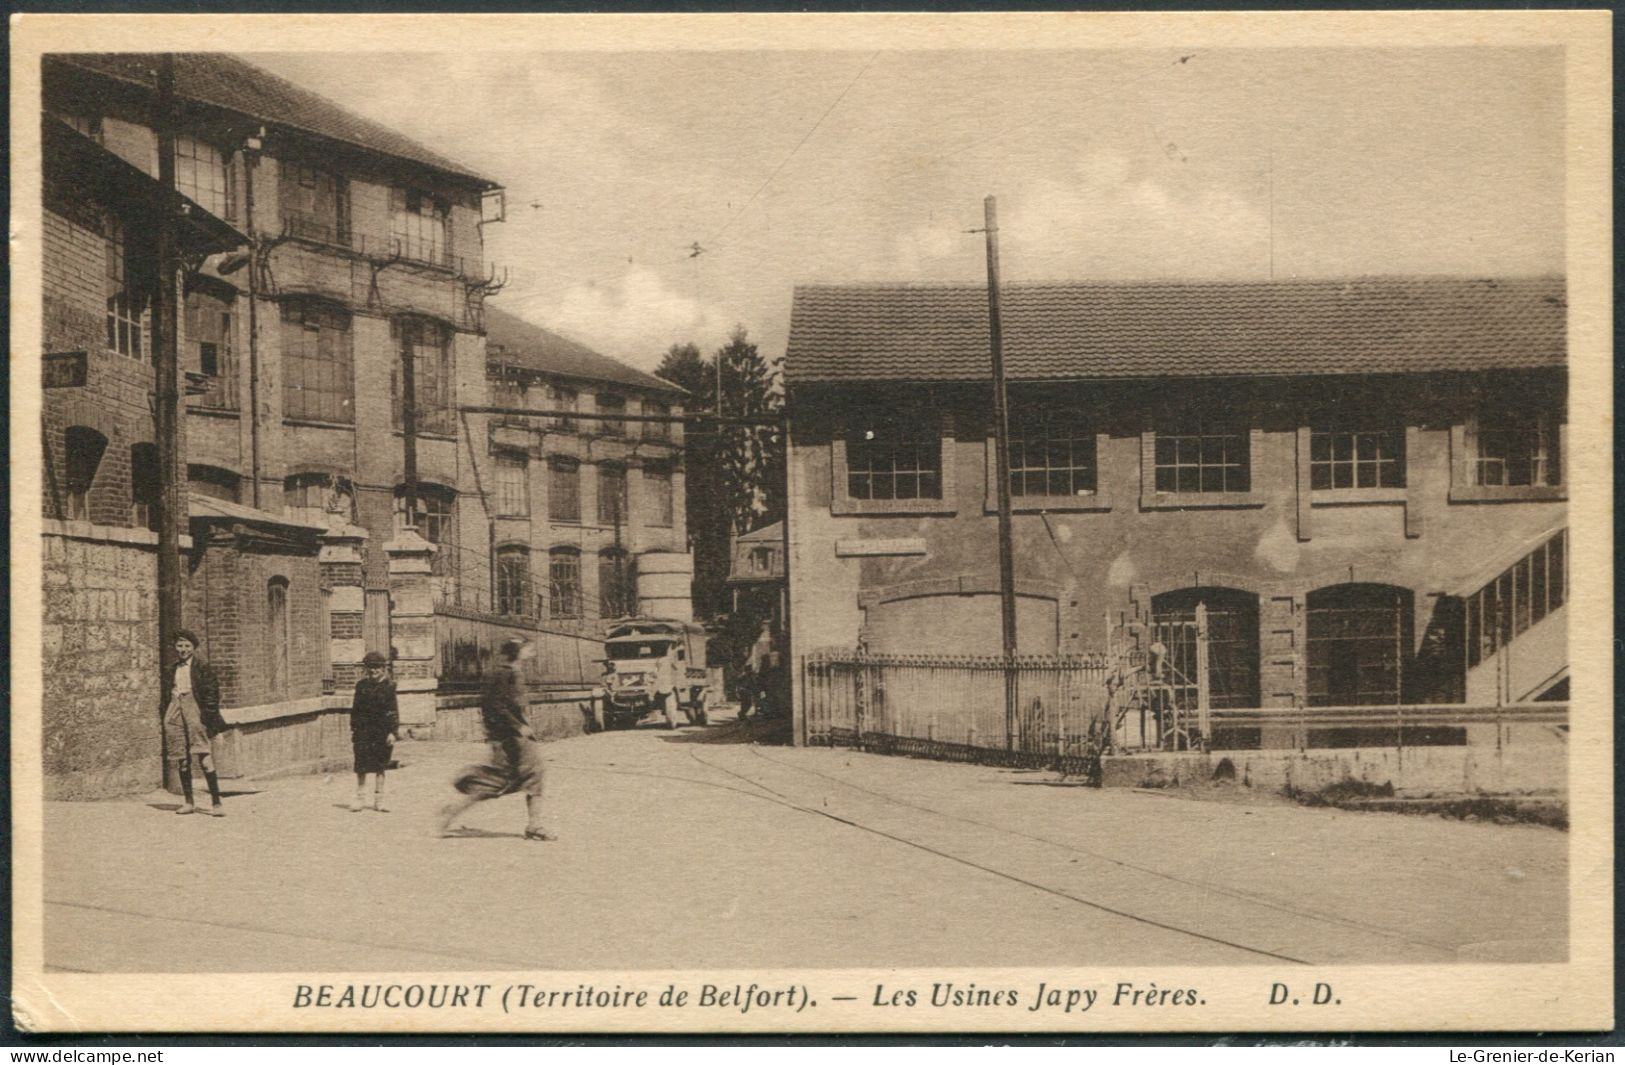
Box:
656;328;783;619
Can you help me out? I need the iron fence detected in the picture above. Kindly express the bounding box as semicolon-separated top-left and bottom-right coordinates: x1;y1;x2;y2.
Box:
800;651;1113;775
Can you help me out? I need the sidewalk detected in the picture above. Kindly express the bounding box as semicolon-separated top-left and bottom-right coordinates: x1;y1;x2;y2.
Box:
42;713;1568;972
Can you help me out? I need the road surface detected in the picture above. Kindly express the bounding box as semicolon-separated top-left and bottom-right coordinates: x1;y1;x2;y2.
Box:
42;708;1567;972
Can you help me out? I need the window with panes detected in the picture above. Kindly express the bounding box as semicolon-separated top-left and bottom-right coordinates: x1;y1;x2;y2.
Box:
598;464;628;526
1466;409;1561;488
185;286;237;410
597;394;627;437
396;486;457;577
174;135;233;220
391;317;453;434
1008;408;1097;497
1154;420;1251;493
496;546;533;617
548;457;581;523
284;473;355;527
549;385;578;432
845;409;941;501
281;163;349;246
105;214;144;359
548;547;583;619
492;451;529;517
598;549;636;620
644;400;671;441
643;463;674;527
390;188;450;267
281;301;354;424
1310;426;1404;489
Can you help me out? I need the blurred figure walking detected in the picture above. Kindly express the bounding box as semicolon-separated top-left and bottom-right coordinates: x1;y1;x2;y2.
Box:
436;638;555;841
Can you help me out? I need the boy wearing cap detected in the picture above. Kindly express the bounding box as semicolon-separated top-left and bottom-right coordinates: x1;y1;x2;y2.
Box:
163;629;225;816
350;651;400;812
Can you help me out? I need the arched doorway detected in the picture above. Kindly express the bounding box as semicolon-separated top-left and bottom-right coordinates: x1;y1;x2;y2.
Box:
1150;587;1261;749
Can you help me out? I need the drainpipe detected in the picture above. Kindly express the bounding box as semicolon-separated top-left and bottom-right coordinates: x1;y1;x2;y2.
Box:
242;129;263;508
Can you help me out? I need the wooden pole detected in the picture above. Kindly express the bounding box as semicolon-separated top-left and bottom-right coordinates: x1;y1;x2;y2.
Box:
153;54;183;781
982;195;1019;747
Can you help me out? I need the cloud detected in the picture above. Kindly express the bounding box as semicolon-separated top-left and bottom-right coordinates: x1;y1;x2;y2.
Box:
506;266;735;371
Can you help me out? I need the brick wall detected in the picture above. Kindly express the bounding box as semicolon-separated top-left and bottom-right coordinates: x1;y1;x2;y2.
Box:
188;537;324;709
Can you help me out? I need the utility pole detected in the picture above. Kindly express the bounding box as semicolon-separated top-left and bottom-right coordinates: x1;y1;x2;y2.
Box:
981;195;1019;748
153;54;183;777
400;326;418;531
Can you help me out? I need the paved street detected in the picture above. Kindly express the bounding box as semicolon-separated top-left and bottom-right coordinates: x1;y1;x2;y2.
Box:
44;708;1567;972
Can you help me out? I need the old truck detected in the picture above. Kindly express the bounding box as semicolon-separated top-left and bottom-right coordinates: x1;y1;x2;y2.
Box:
597;619;711;730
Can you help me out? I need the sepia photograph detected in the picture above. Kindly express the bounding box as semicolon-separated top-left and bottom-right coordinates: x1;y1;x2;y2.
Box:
8;11;1612;1035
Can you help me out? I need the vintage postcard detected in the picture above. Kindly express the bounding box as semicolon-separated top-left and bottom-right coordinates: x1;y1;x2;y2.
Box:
8;10;1612;1035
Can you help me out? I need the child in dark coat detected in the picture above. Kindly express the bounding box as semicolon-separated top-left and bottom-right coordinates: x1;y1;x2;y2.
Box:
350;651;400;812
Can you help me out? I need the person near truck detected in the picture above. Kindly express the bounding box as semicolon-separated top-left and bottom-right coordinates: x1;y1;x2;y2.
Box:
436;637;556;841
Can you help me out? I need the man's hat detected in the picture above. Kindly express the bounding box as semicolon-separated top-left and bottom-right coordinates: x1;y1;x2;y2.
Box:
362;651;389;668
174;629;200;648
500;637;528;657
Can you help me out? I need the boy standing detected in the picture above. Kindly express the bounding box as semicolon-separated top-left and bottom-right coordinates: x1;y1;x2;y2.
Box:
163;629;225;816
350;651;400;812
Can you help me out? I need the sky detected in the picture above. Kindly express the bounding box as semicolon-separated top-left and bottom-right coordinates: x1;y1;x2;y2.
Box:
253;47;1564;373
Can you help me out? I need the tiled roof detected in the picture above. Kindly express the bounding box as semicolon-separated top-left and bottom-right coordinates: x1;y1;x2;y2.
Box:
736;521;784;542
484;306;686;397
51;53;497;188
784;276;1567;385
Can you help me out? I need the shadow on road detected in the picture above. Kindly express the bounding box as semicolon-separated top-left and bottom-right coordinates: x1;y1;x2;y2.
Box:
656;715;792;746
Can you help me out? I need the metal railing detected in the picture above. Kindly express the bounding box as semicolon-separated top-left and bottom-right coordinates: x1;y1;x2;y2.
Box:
800;651;1113;775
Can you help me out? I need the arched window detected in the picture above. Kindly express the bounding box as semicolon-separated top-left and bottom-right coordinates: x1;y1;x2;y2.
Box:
188;464;241;504
63;426;108;521
284;472;355;527
130;443;159;531
1151;587;1260;750
1306;584;1413;707
395;484;457;577
492;451;529;517
267;577;291;699
599;548;636;620
548;547;582;620
495;545;532;617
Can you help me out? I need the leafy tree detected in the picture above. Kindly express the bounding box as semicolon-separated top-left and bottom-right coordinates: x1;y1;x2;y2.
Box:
656;328;784;619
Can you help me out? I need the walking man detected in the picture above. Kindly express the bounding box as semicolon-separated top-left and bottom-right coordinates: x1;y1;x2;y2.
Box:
436;637;556;841
163;629;225;816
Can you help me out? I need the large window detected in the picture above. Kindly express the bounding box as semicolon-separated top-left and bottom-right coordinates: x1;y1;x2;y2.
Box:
281;163;349;246
284;473;355;527
598;464;628;526
105;214;145;359
174;135;233;220
643;463;674;527
130;443;159;531
1466;410;1561;488
1154;421;1250;494
63;426;108;522
1306;584;1412;706
1311;427;1404;490
548;457;580;523
549;385;578;432
548;547;583;620
392;317;454;435
597;394;627;437
396;485;457;577
599;549;636;620
644;400;671;441
281;301;354;424
1466;530;1567;668
390;188;450;267
846;413;941;501
492;451;529;517
495;546;533;617
185;286;237;411
1009;409;1097;498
